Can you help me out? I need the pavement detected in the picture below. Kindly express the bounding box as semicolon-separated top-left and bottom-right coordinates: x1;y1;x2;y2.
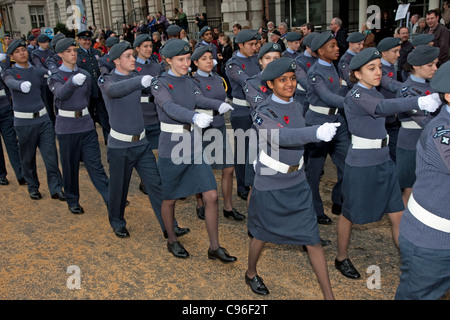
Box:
0;124;447;305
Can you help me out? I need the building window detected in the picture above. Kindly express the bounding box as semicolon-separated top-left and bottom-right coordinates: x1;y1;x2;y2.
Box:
29;6;45;28
161;0;167;16
54;3;61;23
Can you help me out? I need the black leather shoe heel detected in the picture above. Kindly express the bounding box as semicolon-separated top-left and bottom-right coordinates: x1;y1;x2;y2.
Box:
208;247;237;263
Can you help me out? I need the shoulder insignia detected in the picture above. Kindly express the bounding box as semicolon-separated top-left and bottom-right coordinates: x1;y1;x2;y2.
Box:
98;76;105;84
253;94;264;103
433;126;450;139
441;136;450;145
350;88;361;99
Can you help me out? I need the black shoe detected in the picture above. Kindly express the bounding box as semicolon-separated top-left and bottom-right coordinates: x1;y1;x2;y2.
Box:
223;208;245;221
335;258;361;279
0;177;9;185
51;191;66;201
208;246;237;263
167;241;189;258
113;227;130;238
331;203;342;215
18;177;27;185
29;190;42;200
317;214;332;225
237;191;249;201
163;226;191;239
245;273;269;295
196;206;205;220
125;200;130;207
139;180;147;195
69;205;84;214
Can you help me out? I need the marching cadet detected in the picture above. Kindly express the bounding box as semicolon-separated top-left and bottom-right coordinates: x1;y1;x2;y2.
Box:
191;45;244;221
48;38;109;214
395;61;450;300
46;33;66;74
0;58;25;186
167;24;182;40
31;34;56;125
377;37;403;163
98;41;186;240
294;32;318;110
245;57;336;299
225;29;261;202
338;32;365;90
335;47;441;279
396;45;440;207
151;39;236;262
411;33;434;48
77;30;110;145
282;32;302;59
98;36;119;75
304;31;350;224
26;35;37;60
1;39;65;201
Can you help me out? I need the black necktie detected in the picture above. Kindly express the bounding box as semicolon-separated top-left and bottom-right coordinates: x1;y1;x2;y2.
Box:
145;60;148;64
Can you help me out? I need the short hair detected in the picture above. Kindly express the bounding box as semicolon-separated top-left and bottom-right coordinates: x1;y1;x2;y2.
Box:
219;33;231;45
278;22;288;30
301;23;315;32
332;17;343;27
233;23;242;30
426;9;441;20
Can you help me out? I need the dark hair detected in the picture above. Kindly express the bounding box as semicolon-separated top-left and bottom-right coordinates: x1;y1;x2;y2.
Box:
402;61;415;73
349;70;359;84
439;92;448;104
233;23;242;30
426;9;441;20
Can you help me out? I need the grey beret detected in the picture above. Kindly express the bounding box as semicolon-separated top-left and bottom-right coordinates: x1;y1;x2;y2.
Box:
407;45;440;66
199;26;211;37
167;24;182;36
348;47;381;71
411;34;435;47
310;31;334;52
235;29;259;44
431;61;450;93
36;34;50;43
55;38;77;53
303;32;318;48
260;57;297;81
285;31;302;42
191;45;213;61
133;34;151;48
106;36;119;48
257;42;282;60
6;39;26;55
108;41;133;61
27;34;36;41
346;32;365;43
51;33;66;48
160;39;191;58
377;37;401;52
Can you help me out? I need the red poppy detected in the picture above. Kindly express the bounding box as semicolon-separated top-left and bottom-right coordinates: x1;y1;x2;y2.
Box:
82;59;86;63
136;67;141;72
16;74;20;79
206;85;211;90
168;84;174;90
106;58;110;63
283;115;289;124
58;60;62;65
42;58;45;62
425;90;431;95
260;85;267;93
307;63;311;68
63;77;68;82
388;72;394;78
242;64;246;70
328;77;333;83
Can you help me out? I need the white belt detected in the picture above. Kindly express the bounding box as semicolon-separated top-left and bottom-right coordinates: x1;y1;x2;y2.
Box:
195;108;213;117
232;97;250;107
140;96;150;103
401;121;422;129
110;128;145;142
408;194;450;233
296;83;306;92
259;150;304;174
14;108;47;119
160;122;194;134
309;105;338;115
351;134;389;149
0;89;5;96
58;107;89;118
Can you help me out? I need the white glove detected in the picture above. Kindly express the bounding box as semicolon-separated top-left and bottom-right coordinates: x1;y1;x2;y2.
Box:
141;75;153;88
72;73;86;86
20;81;31;93
218;102;234;114
193;113;213;128
316;122;341;142
0;53;6;61
418;93;441;113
